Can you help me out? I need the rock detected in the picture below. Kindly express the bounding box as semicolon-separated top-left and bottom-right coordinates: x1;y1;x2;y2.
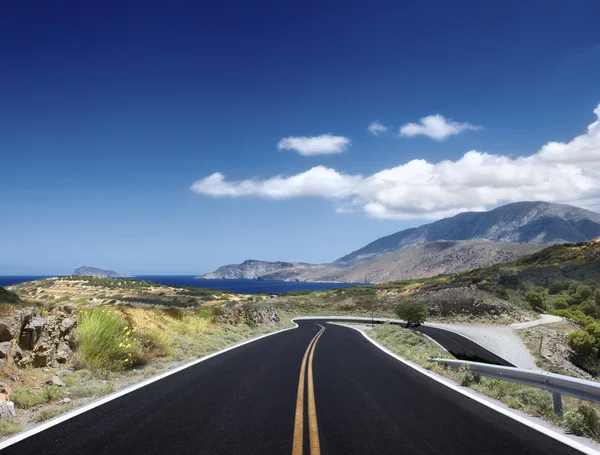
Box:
33;352;50;368
60;317;76;336
0;382;9;389
0;342;11;359
55;342;72;365
0;387;12;398
0;393;7;402
52;376;65;387
59;397;71;404
59;304;75;314
8;376;18;382
0;402;15;419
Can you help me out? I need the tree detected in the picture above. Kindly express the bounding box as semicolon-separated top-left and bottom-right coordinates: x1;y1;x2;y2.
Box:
553;298;569;310
548;277;569;295
568;330;598;359
395;301;428;327
525;289;547;313
594;289;600;306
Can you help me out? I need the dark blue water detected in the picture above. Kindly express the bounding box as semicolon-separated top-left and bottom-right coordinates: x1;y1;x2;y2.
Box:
0;275;354;294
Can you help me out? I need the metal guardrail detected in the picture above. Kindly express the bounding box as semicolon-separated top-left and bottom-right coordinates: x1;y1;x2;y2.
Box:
430;358;600;414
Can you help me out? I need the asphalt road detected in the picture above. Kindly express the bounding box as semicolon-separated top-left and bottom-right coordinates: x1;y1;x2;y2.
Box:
2;321;582;454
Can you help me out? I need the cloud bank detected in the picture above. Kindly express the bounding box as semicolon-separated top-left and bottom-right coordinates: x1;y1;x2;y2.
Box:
277;134;350;155
367;121;388;136
192;105;600;220
399;114;481;141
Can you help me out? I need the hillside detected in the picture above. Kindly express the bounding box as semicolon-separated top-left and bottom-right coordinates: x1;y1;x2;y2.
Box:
72;266;130;278
197;259;340;281
319;240;547;283
0;286;21;304
334;201;600;267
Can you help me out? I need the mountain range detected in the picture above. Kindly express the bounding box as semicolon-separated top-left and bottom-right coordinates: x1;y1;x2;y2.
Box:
199;201;600;284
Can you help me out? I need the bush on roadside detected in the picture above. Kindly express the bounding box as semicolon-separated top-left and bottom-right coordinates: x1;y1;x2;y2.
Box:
76;308;143;370
395;300;428;326
460;369;481;386
525;289;547;312
0;420;22;438
564;405;600;437
11;388;50;408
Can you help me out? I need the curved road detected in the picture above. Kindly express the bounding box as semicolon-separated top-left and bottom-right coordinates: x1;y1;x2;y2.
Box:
1;321;583;454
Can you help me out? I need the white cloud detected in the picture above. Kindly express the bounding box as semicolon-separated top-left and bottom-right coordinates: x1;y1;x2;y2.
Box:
399;114;481;141
192;105;600;220
367;121;388;136
277;134;350;156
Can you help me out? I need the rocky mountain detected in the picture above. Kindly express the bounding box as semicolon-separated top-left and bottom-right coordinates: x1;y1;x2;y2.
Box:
198;260;321;280
334;201;600;267
199;202;600;283
318;240;547;284
72;266;130;278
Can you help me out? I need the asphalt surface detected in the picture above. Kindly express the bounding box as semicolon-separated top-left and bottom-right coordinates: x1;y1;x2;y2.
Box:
314;317;515;366
2;321;582;454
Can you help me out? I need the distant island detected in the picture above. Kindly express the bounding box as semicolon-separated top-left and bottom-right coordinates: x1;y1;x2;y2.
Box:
72;266;131;278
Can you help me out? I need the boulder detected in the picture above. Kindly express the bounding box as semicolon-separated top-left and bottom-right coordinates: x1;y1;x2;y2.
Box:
0;401;15;419
60;317;76;336
55;342;72;364
0;342;11;359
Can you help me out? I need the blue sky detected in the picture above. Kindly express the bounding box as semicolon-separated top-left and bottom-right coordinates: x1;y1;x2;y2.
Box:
1;1;600;275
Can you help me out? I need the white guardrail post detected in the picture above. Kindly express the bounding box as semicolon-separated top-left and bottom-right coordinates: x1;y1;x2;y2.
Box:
429;358;600;414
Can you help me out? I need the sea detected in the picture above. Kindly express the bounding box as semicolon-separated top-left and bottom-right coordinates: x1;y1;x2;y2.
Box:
0;276;355;294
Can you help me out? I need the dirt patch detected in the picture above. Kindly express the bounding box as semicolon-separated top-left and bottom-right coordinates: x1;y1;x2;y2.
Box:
515;320;594;380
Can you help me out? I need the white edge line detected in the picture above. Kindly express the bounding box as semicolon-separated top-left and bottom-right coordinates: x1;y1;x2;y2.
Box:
338;323;599;455
0;322;299;451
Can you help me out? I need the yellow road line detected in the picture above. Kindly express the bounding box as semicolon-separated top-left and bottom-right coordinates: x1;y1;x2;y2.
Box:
307;326;324;455
292;325;324;455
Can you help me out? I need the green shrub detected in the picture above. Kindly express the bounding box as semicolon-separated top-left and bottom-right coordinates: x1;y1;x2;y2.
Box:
580;301;600;318
44;385;63;401
460;369;481;386
578;286;594;301
0;420;22;437
395;301;428;326
11;388;49;408
76;308;140;370
553;298;569;310
548;277;570;295
568;330;598;358
525;289;547;312
564;405;600;437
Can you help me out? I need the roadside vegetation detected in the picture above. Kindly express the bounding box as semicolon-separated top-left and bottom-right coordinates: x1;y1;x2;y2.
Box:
0;278;289;440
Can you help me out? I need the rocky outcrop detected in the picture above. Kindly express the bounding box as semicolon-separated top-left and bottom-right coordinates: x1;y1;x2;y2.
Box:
0;305;77;369
220;303;280;325
72;266;130;278
199;260;298;280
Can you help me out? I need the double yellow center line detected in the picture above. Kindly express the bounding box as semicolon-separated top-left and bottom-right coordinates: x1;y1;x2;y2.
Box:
292;324;325;455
